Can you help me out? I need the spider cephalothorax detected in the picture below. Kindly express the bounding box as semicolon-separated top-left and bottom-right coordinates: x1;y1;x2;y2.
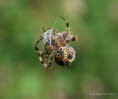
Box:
35;16;78;69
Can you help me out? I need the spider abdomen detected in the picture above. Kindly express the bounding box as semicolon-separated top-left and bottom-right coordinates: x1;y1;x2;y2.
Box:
55;46;76;66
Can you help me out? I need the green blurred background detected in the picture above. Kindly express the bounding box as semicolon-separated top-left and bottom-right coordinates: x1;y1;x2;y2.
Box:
0;0;118;99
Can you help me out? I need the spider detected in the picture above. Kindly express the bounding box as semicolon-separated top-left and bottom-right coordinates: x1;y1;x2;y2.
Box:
35;16;78;69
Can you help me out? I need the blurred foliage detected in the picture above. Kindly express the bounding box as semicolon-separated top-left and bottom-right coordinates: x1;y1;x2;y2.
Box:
0;0;118;99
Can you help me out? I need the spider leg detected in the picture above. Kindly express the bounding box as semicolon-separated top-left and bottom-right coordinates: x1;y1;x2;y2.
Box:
34;37;44;64
39;54;48;68
38;51;54;69
35;41;54;69
35;38;43;55
35;37;47;64
44;52;54;69
35;44;49;68
60;16;71;34
60;16;78;43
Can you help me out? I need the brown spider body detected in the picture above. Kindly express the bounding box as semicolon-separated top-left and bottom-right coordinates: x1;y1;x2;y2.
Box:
35;16;78;69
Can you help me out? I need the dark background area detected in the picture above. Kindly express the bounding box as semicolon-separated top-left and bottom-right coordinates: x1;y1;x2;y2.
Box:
0;0;118;99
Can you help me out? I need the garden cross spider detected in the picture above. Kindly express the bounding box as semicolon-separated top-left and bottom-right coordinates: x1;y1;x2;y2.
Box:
35;16;78;69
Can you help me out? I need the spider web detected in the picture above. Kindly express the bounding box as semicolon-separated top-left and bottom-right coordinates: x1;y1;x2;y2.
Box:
41;18;58;45
42;29;53;44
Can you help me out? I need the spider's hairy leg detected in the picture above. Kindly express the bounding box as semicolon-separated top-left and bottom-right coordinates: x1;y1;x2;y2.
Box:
35;38;47;67
39;52;54;69
60;16;71;34
35;38;43;55
37;49;49;69
39;53;44;64
38;44;55;69
39;53;48;68
44;52;54;69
